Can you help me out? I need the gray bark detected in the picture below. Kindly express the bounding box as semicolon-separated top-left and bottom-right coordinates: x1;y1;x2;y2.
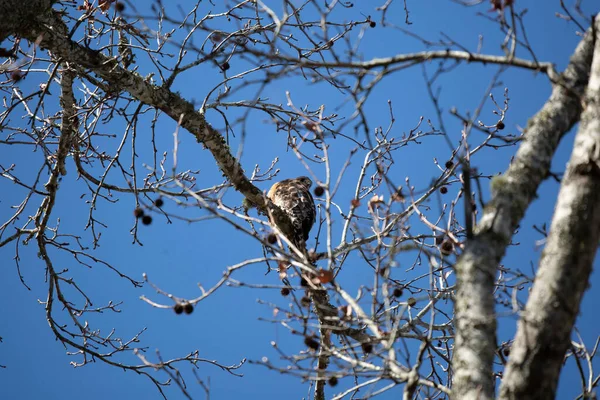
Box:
498;15;600;400
0;0;54;42
2;4;599;398
15;9;297;238
451;21;596;400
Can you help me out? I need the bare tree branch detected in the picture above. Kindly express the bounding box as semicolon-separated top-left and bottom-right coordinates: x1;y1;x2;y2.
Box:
0;2;598;399
451;18;596;400
498;14;600;400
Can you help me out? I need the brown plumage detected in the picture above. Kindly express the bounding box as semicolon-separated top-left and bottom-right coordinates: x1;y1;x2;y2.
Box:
267;176;316;250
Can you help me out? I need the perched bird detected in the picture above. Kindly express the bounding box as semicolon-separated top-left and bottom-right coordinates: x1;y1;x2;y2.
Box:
267;176;316;250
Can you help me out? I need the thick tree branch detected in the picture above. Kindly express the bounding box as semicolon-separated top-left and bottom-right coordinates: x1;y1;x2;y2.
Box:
0;0;55;43
21;9;297;238
498;15;600;400
451;20;596;400
1;4;596;398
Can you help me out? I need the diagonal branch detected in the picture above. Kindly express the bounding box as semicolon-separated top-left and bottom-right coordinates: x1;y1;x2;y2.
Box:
23;9;296;238
451;19;596;400
498;14;600;400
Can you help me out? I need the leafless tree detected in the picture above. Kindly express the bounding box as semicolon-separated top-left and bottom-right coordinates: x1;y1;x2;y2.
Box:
1;1;599;399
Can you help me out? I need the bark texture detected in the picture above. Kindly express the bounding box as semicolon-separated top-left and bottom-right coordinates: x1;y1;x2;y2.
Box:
498;15;600;400
451;23;596;400
13;8;297;238
0;0;55;43
2;4;599;398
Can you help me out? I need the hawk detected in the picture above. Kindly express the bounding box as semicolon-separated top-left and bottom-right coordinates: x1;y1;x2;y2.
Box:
267;176;316;250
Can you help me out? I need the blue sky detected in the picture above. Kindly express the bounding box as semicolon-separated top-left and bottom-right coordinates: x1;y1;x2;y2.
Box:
1;1;599;399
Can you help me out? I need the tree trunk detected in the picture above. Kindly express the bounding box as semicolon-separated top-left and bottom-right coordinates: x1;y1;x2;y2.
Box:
498;14;600;400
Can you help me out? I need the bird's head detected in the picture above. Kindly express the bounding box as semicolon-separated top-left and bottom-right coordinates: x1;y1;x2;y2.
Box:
295;176;313;189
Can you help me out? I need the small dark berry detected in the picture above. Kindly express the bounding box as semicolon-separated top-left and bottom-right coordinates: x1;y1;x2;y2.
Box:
183;303;194;314
267;233;277;244
490;0;502;10
304;336;320;350
174;304;184;314
445;160;454;169
141;215;153;225
407;297;417;307
503;347;510;357
10;70;23;82
328;376;338;387
440;240;454;256
221;61;230;71
133;208;144;218
314;186;325;196
369;21;377;28
393;287;403;298
361;342;373;354
154;198;164;208
281;287;291;296
496;121;505;130
115;2;125;11
300;277;308;287
440;186;448;194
